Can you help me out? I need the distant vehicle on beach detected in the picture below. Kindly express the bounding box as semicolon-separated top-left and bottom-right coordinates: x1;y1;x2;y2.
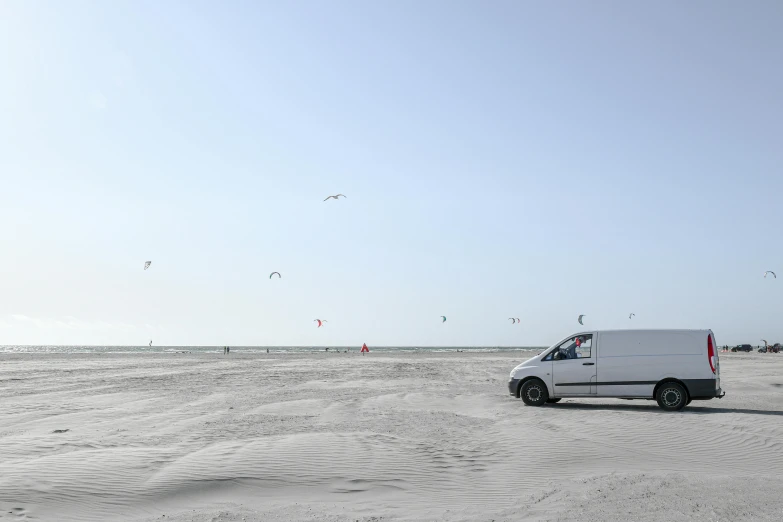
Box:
508;329;724;411
731;344;753;352
759;344;781;353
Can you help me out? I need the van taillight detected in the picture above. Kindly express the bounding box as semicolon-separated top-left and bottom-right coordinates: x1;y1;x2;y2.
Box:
707;334;716;374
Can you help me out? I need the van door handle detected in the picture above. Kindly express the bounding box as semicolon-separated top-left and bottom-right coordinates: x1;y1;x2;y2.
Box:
582;362;594;366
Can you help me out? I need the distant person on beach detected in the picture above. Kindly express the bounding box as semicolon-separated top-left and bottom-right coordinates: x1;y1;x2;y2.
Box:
361;343;369;354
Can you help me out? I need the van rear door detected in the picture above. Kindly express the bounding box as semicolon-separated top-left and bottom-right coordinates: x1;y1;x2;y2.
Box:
710;330;720;391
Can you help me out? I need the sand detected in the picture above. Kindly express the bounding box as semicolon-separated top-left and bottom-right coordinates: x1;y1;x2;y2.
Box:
1;351;782;521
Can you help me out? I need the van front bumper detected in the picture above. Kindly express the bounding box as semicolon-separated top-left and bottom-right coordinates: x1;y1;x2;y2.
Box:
508;378;521;397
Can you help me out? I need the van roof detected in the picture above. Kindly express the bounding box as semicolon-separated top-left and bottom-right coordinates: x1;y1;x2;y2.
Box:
586;329;711;334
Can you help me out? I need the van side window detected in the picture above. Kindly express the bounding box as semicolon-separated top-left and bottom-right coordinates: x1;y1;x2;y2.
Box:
576;337;592;358
551;334;593;360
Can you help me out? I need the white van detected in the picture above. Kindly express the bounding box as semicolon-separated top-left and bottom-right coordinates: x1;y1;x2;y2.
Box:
508;329;724;411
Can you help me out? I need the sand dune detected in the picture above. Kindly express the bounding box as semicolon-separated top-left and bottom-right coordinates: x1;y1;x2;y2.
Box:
1;352;782;521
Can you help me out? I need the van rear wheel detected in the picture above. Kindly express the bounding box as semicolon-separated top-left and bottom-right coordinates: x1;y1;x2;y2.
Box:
520;379;548;406
656;382;688;411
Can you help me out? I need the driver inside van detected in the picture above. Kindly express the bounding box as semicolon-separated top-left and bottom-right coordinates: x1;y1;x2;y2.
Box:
557;337;584;359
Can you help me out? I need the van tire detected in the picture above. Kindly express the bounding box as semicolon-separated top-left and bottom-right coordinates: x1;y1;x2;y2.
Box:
520;379;548;406
546;398;562;404
656;382;688;411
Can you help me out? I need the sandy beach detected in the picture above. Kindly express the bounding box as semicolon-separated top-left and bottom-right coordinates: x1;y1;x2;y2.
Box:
1;351;782;521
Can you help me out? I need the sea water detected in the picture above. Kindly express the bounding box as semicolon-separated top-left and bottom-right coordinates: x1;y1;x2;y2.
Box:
0;345;544;354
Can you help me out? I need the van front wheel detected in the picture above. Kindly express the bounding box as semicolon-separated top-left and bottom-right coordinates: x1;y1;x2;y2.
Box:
656;383;688;411
520;379;548;406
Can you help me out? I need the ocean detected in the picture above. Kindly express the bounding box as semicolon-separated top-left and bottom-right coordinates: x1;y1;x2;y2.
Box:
0;345;544;354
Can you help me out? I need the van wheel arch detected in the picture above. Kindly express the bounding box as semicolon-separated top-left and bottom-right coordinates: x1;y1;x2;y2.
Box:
653;378;691;400
515;376;551;399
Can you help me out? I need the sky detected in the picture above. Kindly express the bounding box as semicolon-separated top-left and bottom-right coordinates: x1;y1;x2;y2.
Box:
1;0;782;347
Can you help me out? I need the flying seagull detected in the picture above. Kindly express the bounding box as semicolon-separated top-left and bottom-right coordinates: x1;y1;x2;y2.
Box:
324;194;346;201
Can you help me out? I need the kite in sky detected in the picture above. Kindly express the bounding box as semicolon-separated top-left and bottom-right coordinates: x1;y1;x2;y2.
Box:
269;272;281;279
578;314;585;325
144;261;151;270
